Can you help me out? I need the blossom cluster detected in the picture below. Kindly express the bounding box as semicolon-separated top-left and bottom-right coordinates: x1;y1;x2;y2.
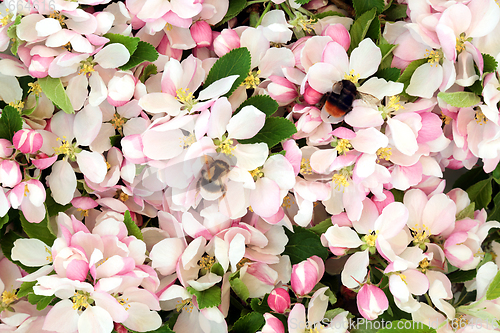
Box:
0;0;500;332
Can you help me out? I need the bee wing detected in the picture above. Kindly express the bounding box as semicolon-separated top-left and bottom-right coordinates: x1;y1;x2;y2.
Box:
331;81;343;94
359;91;380;106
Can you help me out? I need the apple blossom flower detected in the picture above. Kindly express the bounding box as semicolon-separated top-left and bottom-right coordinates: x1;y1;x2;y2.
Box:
356;284;389;320
291;256;324;296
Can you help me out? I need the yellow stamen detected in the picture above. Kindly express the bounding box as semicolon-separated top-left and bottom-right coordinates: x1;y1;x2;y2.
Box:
387;95;404;111
8;100;24;112
53;137;77;160
1;290;17;307
300;158;313;175
71;291;91;311
111;113;125;131
241;70;261;89
425;49;441;67
77;208;89;218
376;147;392;162
180;133;196;148
199;254;216;270
419;258;430;273
475;109;487;125
175;88;197;112
28;82;43;97
216;137;235;156
282;195;294;208
363;230;378;247
343;69;360;84
176;298;193;313
332;173;349;190
456;33;467;53
249;167;264;181
440;114;452;125
335;138;352;155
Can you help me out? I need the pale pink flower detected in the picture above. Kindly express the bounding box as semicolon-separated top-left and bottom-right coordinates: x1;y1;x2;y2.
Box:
356;284;389;320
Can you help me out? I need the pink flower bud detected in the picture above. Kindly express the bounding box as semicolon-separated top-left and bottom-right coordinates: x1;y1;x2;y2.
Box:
107;71;136;107
322;24;351;51
191;21;213;48
213;29;240;57
0;139;13;158
356;284;388;320
262;313;285;333
0;160;22;188
291;256;325;296
13;129;43;154
267;288;291;313
303;85;323;105
268;75;298;105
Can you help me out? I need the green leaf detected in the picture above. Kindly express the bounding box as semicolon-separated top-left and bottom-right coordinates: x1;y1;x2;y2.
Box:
483;53;498;74
187;285;222;309
218;0;247;26
0;105;23;140
0;211;8;229
377;320;437;332
235;95;278;117
348;8;376;54
456;202;475;220
437;91;481;108
453;167;489;190
283;226;329;265
250;295;272;314
140;64;158;84
123;210;143;241
237;117;297;149
487;269;500;300
315;11;345;19
378;43;398;70
211;262;225;276
324;287;337;305
230;312;265;333
17;281;36;298
230;274;250;301
384;3;408;21
109;134;121;147
375;67;401;82
390;189;405;203
204;48;251;98
20;209;56;246
7;15;22;55
397;58;427;96
0;232;38;274
45;189;72;217
352;0;384;17
365;16;381;43
466;178;492;210
103;33;140;55
488;192;500;222
295;0;312;4
28;294;55;311
120;41;159;71
38;76;74;114
447;269;476;283
309;218;333;235
465;79;482;95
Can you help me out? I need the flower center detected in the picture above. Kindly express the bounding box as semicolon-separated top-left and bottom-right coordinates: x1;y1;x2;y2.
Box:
343;69;360;84
215;137;235;156
300;158;313;175
411;224;430;249
241;70;261;89
0;9;12;27
1;290;17;308
71;291;92;311
475;109;488;125
176;88;197;112
455;33;468;53
176;298;193;313
53;137;79;161
282;195;294;208
425;49;441;67
249;167;264;181
335;138;352;155
376;147;392;162
8;100;24;112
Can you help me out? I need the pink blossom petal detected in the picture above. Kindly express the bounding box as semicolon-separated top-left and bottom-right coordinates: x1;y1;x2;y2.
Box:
78;306;114;333
94;43;130;69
